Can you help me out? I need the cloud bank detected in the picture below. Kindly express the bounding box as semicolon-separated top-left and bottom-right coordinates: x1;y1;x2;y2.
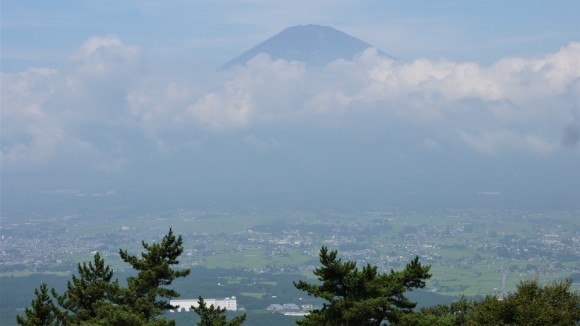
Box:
2;36;580;171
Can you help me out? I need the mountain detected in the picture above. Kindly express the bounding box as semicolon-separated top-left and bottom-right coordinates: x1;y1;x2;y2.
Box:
220;24;389;69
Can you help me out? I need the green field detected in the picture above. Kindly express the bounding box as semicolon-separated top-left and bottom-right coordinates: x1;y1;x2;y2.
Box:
2;208;578;306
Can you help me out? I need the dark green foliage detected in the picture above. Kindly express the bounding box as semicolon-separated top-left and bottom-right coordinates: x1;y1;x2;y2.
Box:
294;246;431;326
399;295;474;325
470;279;579;325
192;296;247;326
16;229;191;325
119;228;191;321
53;252;120;324
87;301;173;326
16;283;59;326
408;279;580;325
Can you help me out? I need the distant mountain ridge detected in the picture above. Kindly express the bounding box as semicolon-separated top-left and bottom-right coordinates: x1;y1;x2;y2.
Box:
221;24;390;69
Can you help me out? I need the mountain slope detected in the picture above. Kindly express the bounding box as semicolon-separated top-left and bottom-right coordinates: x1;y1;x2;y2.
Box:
221;24;389;69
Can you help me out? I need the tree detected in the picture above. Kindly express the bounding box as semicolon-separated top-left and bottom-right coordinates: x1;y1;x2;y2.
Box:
87;301;164;326
16;283;59;326
294;246;431;326
119;228;191;322
407;279;580;325
53;252;120;324
470;279;580;325
17;229;191;325
398;295;474;325
192;296;246;326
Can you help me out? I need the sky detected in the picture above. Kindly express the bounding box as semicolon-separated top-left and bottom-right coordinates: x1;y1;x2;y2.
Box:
1;1;580;214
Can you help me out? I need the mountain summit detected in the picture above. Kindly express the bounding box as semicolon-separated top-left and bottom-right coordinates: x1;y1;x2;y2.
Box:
221;24;388;69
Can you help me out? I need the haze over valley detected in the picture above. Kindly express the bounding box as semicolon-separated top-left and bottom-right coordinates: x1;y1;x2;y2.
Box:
1;1;579;325
3;24;579;214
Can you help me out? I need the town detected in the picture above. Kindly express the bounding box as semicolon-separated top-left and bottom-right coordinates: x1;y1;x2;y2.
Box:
1;208;578;298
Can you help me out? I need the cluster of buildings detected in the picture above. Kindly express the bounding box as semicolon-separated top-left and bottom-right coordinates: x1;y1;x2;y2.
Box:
1;209;578;296
169;297;312;316
267;303;312;316
169;296;238;312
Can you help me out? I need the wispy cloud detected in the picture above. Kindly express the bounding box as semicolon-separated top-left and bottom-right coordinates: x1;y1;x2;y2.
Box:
45;189;116;197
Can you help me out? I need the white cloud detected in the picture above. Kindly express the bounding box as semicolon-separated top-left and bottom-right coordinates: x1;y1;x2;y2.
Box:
0;36;140;169
478;191;502;196
127;79;197;136
45;189;117;197
420;138;441;151
457;129;556;156
179;42;579;155
73;35;141;78
1;68;58;120
186;54;307;130
187;91;253;130
2;37;579;170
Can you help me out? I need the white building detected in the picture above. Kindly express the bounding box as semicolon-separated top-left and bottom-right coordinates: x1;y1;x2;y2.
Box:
170;297;238;312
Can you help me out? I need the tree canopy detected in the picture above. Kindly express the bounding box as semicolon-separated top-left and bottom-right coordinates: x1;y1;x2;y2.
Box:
119;228;191;321
470;279;579;325
400;279;580;325
294;246;431;325
17;236;579;326
17;229;192;326
53;252;119;324
16;283;59;326
192;296;247;326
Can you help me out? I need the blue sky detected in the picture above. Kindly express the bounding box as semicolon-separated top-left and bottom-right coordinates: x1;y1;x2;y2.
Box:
2;0;579;71
1;1;579;211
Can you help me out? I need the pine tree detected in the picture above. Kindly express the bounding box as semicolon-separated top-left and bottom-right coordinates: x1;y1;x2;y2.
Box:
88;301;160;326
192;296;247;326
470;279;580;325
53;252;119;324
294;246;431;326
16;229;191;325
119;228;191;322
399;295;473;325
405;279;580;325
16;283;59;326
